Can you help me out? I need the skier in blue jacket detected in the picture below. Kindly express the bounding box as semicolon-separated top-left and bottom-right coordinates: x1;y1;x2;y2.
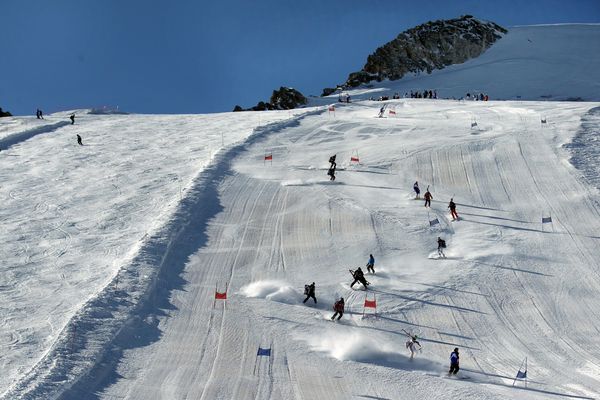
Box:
366;254;375;274
449;348;460;375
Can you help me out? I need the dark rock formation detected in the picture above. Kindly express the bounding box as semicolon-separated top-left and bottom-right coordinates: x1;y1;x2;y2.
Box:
0;107;12;117
233;87;307;112
338;15;507;89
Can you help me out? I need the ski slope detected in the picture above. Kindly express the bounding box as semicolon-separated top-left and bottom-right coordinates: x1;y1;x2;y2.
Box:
2;23;600;400
3;99;600;400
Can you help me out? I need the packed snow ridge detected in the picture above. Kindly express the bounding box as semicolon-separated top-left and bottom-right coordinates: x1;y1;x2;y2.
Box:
1;24;600;400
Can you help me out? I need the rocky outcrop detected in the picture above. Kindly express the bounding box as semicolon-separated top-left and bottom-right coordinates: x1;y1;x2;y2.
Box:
340;15;507;89
0;107;12;117
233;87;307;112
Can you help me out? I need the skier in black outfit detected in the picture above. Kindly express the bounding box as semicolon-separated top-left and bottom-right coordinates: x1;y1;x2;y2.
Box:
327;163;336;181
437;237;446;258
77;134;83;146
413;181;420;199
303;282;317;304
70;114;75;125
449;348;460;374
329;154;337;168
350;267;369;289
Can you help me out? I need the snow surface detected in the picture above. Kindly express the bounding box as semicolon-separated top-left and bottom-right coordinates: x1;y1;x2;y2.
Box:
2;23;600;400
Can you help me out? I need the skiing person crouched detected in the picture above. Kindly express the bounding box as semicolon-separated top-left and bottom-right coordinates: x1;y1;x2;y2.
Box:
449;348;460;375
303;282;317;304
331;297;344;320
413;181;420;199
350;267;369;289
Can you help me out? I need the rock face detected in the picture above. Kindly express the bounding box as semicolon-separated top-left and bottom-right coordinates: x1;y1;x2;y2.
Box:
0;107;12;117
343;15;507;88
233;87;307;112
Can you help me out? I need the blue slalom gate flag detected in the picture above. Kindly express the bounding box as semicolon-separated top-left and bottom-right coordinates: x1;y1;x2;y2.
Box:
541;216;552;223
516;370;527;379
429;218;440;227
257;347;271;357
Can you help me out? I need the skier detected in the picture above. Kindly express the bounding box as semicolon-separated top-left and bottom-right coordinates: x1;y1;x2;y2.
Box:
70;114;75;125
327;163;336;181
303;282;317;304
77;134;83;146
366;254;375;274
437;237;446;258
424;188;433;208
378;105;385;118
331;297;345;320
413;181;420;199
329;154;337;168
350;267;369;289
448;198;458;221
404;332;422;359
449;348;460;375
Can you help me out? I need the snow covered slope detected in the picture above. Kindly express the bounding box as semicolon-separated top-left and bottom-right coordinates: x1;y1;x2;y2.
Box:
0;109;301;398
320;24;600;102
2;23;600;400
4;98;600;400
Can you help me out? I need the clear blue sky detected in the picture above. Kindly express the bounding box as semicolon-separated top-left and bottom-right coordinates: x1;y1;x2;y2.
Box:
1;0;599;115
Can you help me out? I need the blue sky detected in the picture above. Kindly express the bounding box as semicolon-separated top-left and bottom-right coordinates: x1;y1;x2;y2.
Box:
1;0;599;115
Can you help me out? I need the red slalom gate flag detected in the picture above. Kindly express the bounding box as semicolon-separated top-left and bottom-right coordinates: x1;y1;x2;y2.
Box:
350;156;359;162
328;105;335;112
364;298;377;308
215;291;227;300
264;154;272;161
388;110;396;115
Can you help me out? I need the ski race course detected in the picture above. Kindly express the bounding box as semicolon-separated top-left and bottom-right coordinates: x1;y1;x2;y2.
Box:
2;24;600;400
2;98;600;400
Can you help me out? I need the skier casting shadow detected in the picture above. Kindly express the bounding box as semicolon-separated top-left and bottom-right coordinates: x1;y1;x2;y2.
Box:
449;348;460;375
437;237;446;258
327;164;336;181
77;134;83;146
448;198;459;221
331;297;344;320
303;282;317;304
403;330;422;359
424;187;432;208
366;254;375;274
349;267;370;289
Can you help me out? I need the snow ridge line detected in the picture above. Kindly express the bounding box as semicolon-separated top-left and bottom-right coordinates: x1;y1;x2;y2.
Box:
0;120;71;150
3;109;323;400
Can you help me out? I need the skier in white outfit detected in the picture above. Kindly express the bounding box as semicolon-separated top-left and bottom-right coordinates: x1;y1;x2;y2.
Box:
403;330;422;359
